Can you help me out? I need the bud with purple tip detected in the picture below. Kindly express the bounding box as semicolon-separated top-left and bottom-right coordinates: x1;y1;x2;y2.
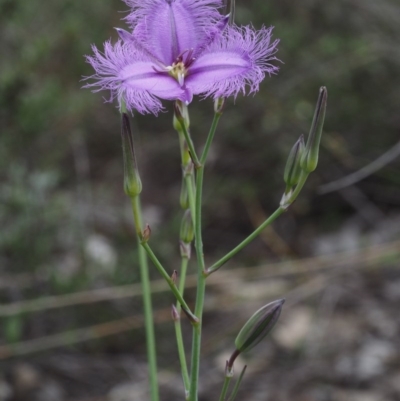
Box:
228;299;284;370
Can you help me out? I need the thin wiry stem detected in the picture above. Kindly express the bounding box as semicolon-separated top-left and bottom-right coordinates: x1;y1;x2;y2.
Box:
131;196;160;401
218;373;233;401
178;118;201;168
189;111;222;401
140;241;198;323
174;257;191;396
206;207;285;275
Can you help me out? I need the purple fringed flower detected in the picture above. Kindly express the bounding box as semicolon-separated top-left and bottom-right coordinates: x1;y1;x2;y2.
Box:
85;0;279;114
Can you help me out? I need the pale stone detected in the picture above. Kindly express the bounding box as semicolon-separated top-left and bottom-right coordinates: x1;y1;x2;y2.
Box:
85;234;117;274
273;307;313;349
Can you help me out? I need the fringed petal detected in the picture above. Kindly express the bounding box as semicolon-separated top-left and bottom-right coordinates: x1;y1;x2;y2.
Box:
124;0;224;65
185;25;279;99
84;41;184;114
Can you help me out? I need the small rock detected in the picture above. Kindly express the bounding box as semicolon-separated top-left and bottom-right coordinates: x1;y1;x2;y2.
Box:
384;278;400;301
273;307;313;349
85;234;117;275
34;380;65;401
366;307;397;338
355;339;395;380
388;371;400;394
0;379;13;401
12;363;41;395
336;338;395;381
108;382;148;401
313;222;361;255
336;390;388;401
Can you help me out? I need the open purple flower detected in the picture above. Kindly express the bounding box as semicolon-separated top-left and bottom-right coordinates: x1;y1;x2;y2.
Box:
85;0;279;114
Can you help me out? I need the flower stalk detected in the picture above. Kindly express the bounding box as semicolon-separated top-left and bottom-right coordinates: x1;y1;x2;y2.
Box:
189;109;222;401
120;107;159;401
206;207;285;275
173;257;191;395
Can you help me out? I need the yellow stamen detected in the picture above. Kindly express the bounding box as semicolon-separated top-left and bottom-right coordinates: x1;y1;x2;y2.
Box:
168;61;187;86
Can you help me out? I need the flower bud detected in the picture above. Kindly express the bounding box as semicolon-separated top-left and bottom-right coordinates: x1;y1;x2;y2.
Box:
180;210;194;244
234;299;284;354
284;135;305;188
121;113;142;197
300;86;328;173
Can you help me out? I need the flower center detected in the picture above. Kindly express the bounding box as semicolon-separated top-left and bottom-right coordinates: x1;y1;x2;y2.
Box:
168;61;188;86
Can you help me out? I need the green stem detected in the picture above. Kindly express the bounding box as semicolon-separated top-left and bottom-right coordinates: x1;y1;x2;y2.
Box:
189;113;221;401
288;171;309;203
178;129;196;224
227;365;247;401
178;120;201;168
139;241;198;323
206;207;285;275
218;374;233;401
280;170;309;209
185;173;196;225
189;165;206;401
174;257;190;396
201;113;222;165
131;196;159;401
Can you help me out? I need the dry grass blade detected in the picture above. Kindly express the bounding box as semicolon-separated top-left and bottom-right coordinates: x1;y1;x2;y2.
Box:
0;240;399;318
0;308;171;359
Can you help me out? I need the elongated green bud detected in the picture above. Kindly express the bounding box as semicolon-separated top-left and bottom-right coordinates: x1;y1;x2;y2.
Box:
234;299;284;354
300;86;328;173
180;209;194;244
284;135;305;188
121;113;142;197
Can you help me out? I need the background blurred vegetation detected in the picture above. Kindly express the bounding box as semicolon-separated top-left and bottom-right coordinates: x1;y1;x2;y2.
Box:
1;0;400;400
